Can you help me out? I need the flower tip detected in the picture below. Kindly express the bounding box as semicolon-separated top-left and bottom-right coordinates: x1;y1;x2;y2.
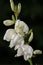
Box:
9;45;13;48
15;55;17;57
3;35;6;40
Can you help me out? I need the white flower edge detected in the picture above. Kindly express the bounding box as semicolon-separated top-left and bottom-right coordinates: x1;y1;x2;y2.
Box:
15;44;33;61
3;29;16;41
3;20;14;26
15;19;29;35
9;34;24;48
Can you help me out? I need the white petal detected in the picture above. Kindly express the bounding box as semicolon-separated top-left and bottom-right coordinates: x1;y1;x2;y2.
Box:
15;20;29;35
24;54;29;61
9;39;15;48
9;34;18;48
14;44;20;50
14;39;24;50
3;29;15;41
15;48;23;57
24;53;32;61
22;44;33;60
3;20;14;26
9;34;24;48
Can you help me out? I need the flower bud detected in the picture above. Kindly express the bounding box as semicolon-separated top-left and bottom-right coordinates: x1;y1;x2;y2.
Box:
28;32;33;42
17;3;21;14
33;50;42;54
3;20;14;26
10;0;15;12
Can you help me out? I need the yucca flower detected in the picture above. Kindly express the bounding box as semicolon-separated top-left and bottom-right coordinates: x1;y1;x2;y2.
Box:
15;44;33;61
3;29;24;48
15;20;29;36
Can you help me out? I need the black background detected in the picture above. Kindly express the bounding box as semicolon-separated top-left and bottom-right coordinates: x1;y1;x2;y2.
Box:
0;0;43;65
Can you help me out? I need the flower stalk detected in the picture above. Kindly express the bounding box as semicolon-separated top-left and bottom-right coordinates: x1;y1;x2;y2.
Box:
28;59;33;65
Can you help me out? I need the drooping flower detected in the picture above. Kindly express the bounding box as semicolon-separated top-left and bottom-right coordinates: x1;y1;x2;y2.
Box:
15;20;29;36
15;44;33;61
9;34;24;48
3;28;24;48
3;29;16;41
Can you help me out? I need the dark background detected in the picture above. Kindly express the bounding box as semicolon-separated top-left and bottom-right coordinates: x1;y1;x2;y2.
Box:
0;0;43;65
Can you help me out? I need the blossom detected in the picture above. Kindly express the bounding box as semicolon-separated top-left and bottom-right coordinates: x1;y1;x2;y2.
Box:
15;44;33;61
9;34;24;48
3;29;24;48
15;20;29;36
3;29;16;41
3;20;14;26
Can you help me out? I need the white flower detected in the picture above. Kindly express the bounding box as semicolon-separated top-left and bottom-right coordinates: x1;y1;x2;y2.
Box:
9;34;24;48
15;44;33;61
3;20;14;26
3;29;16;41
15;20;29;36
3;28;24;48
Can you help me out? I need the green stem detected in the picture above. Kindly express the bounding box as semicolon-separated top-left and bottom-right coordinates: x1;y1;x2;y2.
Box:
15;13;18;21
16;15;17;20
28;59;33;65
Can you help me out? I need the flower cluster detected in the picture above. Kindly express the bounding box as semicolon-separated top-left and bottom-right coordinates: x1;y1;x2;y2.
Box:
3;19;33;61
3;0;42;65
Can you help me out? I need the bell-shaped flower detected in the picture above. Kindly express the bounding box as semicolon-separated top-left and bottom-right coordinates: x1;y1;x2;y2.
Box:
3;20;14;26
9;34;24;48
3;28;24;48
15;20;29;36
15;44;33;61
3;29;16;41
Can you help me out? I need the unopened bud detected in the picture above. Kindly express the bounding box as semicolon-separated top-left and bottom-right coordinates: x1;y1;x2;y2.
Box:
17;3;21;14
10;0;15;12
3;20;14;26
33;50;42;54
28;32;33;42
